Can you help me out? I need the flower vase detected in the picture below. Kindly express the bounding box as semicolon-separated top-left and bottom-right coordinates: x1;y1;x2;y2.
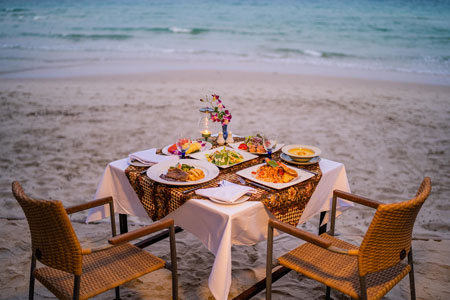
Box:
222;125;228;141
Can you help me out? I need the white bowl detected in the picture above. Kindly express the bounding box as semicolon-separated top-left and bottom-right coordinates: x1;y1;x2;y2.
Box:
281;145;321;162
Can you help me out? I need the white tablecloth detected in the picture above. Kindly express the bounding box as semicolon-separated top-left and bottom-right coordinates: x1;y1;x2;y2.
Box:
87;158;351;300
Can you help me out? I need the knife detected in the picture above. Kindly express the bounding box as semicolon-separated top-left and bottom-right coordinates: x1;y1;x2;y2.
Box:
182;184;211;194
298;168;318;176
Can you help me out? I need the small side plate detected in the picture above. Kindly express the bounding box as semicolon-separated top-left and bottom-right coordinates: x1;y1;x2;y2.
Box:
128;158;154;167
208;196;250;205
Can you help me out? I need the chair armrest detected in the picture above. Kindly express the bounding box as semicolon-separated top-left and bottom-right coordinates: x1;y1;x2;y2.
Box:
329;190;381;236
269;219;332;249
81;244;115;255
108;218;174;245
65;196;113;214
269;219;359;256
333;190;381;209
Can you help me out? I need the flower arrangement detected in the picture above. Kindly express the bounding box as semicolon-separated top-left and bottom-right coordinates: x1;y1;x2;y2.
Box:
200;94;232;125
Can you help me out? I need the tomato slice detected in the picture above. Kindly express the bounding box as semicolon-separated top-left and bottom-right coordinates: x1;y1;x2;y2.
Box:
238;143;248;150
168;144;177;153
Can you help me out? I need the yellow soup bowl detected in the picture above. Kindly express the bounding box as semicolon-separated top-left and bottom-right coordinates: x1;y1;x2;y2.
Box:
281;145;321;162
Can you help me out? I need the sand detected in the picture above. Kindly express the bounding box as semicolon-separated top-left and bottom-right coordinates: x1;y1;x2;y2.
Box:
0;70;449;299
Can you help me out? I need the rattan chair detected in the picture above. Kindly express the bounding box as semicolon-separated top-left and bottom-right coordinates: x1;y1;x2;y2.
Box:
266;177;431;300
12;181;178;300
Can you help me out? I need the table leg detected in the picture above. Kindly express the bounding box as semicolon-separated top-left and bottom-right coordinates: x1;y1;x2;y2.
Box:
119;214;128;234
318;211;327;235
118;213;184;248
318;211;331;299
135;226;184;249
232;266;291;300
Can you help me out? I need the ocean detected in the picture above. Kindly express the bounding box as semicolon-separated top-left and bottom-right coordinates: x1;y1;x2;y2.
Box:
1;0;450;81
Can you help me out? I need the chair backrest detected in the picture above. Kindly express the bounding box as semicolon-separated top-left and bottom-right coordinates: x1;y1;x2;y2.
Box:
358;177;431;276
12;181;83;275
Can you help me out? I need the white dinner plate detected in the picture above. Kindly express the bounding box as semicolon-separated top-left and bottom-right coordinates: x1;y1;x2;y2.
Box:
162;141;212;156
146;159;219;186
189;146;258;169
228;142;284;155
236;163;315;190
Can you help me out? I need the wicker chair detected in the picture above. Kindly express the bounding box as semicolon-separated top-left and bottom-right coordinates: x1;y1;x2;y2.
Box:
12;181;178;300
266;177;431;300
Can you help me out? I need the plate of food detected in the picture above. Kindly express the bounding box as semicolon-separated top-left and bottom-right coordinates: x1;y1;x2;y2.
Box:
236;158;315;190
162;140;212;156
229;134;283;155
280;153;321;165
281;144;321;162
146;159;219;186
189;146;258;168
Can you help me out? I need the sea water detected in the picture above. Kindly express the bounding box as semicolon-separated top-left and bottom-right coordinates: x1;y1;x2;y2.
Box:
1;0;449;81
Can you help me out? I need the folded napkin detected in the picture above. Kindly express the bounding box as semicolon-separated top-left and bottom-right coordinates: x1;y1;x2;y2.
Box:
195;180;256;203
129;148;176;165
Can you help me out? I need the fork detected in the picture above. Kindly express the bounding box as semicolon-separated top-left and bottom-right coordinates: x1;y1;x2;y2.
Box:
237;176;272;192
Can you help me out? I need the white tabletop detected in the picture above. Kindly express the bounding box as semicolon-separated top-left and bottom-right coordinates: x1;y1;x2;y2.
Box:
87;157;351;300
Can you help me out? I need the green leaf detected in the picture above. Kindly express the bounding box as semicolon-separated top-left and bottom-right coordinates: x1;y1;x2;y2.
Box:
267;160;278;168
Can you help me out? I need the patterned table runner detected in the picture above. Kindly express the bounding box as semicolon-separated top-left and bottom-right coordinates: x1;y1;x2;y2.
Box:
125;142;322;227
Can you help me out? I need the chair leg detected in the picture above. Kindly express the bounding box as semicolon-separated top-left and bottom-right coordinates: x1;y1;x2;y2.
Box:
73;275;80;300
115;286;120;299
29;254;36;300
266;224;274;300
359;275;368;300
325;286;331;300
169;225;178;300
408;250;416;300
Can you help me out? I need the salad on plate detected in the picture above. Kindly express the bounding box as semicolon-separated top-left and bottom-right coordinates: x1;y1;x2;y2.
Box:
238;134;265;153
206;147;244;166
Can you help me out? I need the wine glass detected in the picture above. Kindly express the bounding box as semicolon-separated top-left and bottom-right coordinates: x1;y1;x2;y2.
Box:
176;135;192;159
263;134;278;159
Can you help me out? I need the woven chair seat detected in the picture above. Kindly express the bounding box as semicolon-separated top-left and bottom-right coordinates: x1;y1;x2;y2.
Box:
279;233;411;300
34;243;165;300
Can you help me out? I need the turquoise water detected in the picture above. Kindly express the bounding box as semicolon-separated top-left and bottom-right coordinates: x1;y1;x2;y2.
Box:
1;0;450;78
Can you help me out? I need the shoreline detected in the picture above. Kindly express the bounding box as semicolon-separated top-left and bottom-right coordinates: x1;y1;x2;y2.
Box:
1;58;449;87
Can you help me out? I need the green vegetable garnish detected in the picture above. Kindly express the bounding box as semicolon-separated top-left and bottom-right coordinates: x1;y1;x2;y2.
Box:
267;159;278;168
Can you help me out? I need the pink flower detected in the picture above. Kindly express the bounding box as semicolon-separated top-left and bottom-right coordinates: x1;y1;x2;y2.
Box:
204;94;231;125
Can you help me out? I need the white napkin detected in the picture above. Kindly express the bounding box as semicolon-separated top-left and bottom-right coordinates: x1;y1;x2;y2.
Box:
195;180;256;203
128;148;176;165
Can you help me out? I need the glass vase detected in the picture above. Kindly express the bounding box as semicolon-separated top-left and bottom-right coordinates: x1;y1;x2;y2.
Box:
222;124;228;141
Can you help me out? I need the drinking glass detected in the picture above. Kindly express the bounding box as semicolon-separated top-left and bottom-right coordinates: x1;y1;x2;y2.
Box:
263;134;278;159
176;135;192;159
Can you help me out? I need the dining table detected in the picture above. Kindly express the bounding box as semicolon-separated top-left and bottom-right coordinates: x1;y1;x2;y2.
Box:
87;139;352;300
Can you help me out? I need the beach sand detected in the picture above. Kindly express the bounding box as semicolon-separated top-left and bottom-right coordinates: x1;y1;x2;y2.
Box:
1;70;449;299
